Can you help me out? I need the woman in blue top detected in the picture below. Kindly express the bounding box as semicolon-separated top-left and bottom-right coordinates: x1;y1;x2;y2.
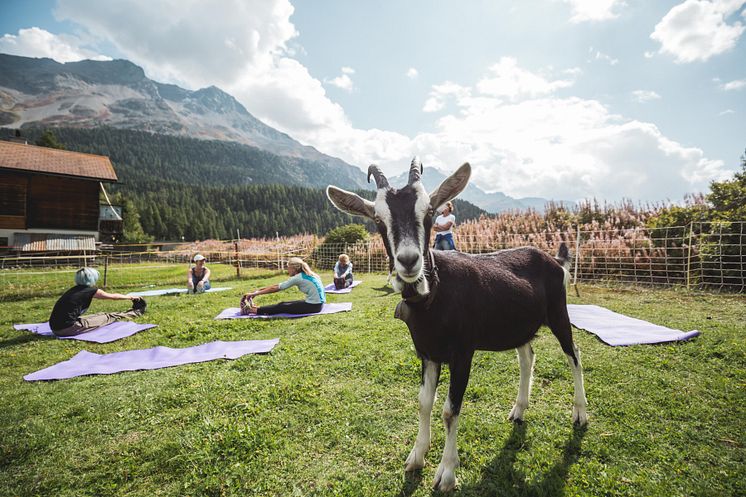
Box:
333;253;353;289
242;257;326;315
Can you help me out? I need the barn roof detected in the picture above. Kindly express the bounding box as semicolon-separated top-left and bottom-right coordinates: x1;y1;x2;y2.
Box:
0;140;117;182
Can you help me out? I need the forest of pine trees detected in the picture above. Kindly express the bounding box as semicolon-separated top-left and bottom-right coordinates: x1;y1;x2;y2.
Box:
16;127;486;240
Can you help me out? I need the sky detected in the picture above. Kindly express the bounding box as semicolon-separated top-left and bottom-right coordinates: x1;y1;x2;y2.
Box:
1;0;744;203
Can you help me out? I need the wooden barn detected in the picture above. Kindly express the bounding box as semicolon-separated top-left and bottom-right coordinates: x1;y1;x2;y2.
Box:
0;140;119;251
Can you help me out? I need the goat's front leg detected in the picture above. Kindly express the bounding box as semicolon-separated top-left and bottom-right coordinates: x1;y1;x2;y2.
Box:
508;343;535;422
433;353;473;492
405;359;441;471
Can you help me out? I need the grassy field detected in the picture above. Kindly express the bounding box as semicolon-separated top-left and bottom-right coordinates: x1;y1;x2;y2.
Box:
0;265;744;496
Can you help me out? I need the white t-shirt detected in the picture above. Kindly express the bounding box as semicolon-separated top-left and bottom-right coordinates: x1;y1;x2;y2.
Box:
435;213;456;235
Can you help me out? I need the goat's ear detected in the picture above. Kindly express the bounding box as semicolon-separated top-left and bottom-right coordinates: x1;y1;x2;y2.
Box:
429;162;471;210
326;186;376;219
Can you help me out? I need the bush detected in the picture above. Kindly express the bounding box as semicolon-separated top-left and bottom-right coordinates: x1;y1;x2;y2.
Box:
323;224;369;245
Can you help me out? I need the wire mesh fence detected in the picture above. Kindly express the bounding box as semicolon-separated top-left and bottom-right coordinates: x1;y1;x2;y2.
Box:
0;221;744;293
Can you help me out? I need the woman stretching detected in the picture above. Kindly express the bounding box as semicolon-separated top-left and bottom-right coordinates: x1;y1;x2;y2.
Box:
242;257;325;315
187;254;212;293
333;253;354;289
49;267;146;336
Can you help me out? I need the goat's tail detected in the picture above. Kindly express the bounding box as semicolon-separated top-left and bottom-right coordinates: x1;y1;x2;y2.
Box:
555;242;572;288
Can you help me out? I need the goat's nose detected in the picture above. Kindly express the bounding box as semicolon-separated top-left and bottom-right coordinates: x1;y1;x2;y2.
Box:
397;253;419;271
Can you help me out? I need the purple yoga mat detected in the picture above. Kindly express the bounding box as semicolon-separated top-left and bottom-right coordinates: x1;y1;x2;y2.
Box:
567;304;701;346
324;280;362;294
24;339;279;381
13;321;157;344
127;287;232;297
215;302;352;320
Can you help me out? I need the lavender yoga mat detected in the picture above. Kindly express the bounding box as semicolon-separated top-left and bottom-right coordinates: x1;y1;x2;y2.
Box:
324;280;362;294
24;339;279;381
215;302;352;320
127;287;232;297
13;321;157;344
567;304;701;346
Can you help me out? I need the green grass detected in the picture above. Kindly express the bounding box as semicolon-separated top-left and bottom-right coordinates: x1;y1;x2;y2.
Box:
0;267;744;496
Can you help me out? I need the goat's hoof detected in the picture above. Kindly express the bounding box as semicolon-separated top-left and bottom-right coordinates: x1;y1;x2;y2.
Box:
404;447;426;471
508;404;526;423
572;405;588;426
433;463;457;492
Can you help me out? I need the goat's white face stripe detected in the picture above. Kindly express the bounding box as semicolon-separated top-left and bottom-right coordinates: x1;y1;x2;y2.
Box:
374;183;432;288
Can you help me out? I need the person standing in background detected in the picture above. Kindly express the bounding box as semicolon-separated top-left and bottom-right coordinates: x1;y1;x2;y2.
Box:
433;201;457;250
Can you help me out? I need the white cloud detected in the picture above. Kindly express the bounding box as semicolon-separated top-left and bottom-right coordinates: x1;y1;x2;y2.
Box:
588;47;619;65
399;59;730;202
475;57;574;100
719;108;736;115
651;0;746;63
0;27;111;62
49;1;731;203
631;90;662;102
422;81;471;113
720;78;746;90
420;95;729;201
406;67;418;79
55;0;298;88
325;67;355;92
562;0;626;23
53;0;355;137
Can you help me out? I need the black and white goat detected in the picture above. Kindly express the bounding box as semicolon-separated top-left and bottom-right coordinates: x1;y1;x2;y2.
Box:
326;158;587;492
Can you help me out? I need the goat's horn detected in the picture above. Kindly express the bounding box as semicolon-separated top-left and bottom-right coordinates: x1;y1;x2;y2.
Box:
408;156;423;185
367;164;389;189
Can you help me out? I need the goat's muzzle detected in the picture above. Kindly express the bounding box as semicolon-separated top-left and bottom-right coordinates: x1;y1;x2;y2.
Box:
394;250;423;283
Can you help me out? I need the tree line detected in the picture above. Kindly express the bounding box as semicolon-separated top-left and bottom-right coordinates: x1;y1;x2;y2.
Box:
13;127;485;240
126;181;486;240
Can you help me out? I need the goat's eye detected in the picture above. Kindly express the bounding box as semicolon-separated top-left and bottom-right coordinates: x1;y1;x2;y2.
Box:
374;217;382;224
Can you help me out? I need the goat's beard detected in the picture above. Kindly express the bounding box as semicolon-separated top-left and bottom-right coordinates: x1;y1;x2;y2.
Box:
392;272;430;297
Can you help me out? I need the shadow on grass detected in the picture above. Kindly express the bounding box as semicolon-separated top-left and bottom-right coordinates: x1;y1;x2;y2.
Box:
0;333;43;349
372;285;396;296
457;423;587;497
396;470;423;497
394;423;587;497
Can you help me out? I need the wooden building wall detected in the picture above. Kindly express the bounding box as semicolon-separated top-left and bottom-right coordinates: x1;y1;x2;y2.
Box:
0;171;27;229
0;170;99;231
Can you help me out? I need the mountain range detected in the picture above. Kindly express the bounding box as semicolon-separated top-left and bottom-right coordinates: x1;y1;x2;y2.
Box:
0;53;559;211
0;53;368;190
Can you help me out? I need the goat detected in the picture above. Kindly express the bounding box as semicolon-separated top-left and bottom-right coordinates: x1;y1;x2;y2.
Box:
326;157;588;492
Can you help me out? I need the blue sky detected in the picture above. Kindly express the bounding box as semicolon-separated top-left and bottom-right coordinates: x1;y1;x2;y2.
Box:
1;0;744;202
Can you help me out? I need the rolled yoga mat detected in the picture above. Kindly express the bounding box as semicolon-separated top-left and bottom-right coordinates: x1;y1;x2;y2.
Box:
24;338;280;381
215;302;352;320
127;287;232;297
14;321;157;344
323;280;362;294
567;304;701;346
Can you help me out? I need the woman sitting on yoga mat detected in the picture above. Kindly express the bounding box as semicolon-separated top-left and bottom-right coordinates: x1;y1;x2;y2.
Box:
49;268;147;337
187;254;212;293
333;253;354;289
241;257;325;315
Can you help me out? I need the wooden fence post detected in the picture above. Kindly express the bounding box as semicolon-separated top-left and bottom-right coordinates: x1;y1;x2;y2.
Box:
234;229;241;278
276;232;281;271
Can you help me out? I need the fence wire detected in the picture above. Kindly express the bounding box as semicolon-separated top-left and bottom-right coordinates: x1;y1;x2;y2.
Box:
1;221;744;293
